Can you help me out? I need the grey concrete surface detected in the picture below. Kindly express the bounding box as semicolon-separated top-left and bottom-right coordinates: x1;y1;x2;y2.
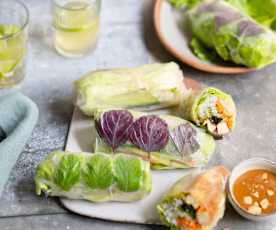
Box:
0;0;276;229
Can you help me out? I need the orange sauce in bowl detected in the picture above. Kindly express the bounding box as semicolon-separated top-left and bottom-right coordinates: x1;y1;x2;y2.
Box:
233;169;276;215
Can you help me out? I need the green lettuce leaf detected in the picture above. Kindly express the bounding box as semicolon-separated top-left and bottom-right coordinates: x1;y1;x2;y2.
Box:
168;0;201;8
114;155;142;192
54;154;81;191
190;37;220;62
226;0;276;30
82;154;113;189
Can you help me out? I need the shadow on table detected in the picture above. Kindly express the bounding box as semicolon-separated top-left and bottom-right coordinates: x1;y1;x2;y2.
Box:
142;0;174;63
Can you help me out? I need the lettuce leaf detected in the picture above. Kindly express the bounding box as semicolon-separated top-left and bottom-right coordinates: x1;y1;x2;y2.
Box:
226;0;276;30
190;37;220;63
168;0;201;8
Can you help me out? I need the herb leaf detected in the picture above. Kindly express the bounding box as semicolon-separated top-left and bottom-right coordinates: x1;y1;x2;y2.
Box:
114;155;142;192
54;154;81;191
96;110;133;151
129;115;169;152
83;154;113;190
169;123;200;157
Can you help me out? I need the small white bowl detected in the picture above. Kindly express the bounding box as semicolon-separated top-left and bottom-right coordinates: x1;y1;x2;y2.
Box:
228;158;276;221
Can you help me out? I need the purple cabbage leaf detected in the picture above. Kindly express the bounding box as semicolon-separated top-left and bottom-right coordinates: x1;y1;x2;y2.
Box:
95;110;133;151
129;115;169;152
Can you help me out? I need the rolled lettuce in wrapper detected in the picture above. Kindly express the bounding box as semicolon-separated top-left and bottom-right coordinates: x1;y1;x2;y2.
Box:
74;62;186;116
157;166;229;230
180;87;236;137
94;109;216;170
188;0;276;68
35;151;151;202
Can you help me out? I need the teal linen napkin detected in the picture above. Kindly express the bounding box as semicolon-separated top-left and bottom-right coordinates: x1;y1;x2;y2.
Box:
0;92;39;194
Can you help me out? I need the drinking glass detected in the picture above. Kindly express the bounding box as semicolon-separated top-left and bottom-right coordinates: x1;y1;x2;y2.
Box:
52;0;101;57
0;0;29;88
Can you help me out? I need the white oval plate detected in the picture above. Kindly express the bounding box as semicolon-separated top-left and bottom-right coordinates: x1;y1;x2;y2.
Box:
154;0;254;74
61;108;195;224
60;78;201;224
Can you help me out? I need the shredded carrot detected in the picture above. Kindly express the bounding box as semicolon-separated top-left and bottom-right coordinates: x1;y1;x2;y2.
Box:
177;218;201;230
226;116;233;129
215;100;225;114
215;100;233;129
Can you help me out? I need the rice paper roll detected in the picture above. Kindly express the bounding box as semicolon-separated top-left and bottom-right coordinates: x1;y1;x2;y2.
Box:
188;0;276;68
94;109;216;170
180;87;236;138
35;151;151;202
157;166;229;230
74;62;186;116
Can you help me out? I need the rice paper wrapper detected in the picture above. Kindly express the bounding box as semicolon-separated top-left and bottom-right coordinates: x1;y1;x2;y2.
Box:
74;62;186;116
188;0;276;68
94;109;216;170
157;166;230;230
35;151;151;202
180;87;236;137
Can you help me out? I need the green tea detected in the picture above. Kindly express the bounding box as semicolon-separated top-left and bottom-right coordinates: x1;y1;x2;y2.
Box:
53;1;100;57
0;24;26;86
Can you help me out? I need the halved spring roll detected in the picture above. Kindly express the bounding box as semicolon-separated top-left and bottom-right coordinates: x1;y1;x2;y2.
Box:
180;87;236;138
74;62;186;116
35;151;151;202
94;109;216;170
157;166;229;230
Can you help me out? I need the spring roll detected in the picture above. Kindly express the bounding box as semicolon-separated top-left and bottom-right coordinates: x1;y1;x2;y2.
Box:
188;0;276;68
94;109;216;170
180;87;236;138
157;166;229;230
74;62;186;116
35;151;151;202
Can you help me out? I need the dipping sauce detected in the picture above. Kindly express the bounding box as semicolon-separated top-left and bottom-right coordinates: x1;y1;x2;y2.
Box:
233;169;276;215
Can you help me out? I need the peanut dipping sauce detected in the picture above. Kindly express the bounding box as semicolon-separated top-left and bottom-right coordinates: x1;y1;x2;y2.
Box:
233;169;276;215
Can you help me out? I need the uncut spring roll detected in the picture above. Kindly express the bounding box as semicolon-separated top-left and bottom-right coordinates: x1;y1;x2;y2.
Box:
157;166;229;230
180;87;236;138
74;62;186;116
188;0;276;68
35;151;151;202
94;109;215;170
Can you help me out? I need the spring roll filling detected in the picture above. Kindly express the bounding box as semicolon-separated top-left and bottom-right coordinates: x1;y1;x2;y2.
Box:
160;194;203;230
197;95;233;136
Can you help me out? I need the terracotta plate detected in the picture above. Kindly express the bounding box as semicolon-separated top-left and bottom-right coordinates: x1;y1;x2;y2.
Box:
154;0;254;74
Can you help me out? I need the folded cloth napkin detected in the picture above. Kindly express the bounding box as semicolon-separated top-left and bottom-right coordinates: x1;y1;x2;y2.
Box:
0;92;39;195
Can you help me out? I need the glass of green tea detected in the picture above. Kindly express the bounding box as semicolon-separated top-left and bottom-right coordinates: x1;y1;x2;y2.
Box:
0;0;29;88
52;0;101;57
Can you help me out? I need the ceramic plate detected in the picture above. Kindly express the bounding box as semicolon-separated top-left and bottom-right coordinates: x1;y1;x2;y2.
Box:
61;78;201;224
154;0;254;74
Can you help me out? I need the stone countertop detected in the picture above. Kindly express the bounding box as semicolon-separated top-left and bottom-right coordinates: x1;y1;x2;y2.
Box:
0;0;275;229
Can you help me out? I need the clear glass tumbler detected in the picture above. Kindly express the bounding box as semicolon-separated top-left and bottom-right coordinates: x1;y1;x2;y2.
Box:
52;0;101;57
0;0;29;88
